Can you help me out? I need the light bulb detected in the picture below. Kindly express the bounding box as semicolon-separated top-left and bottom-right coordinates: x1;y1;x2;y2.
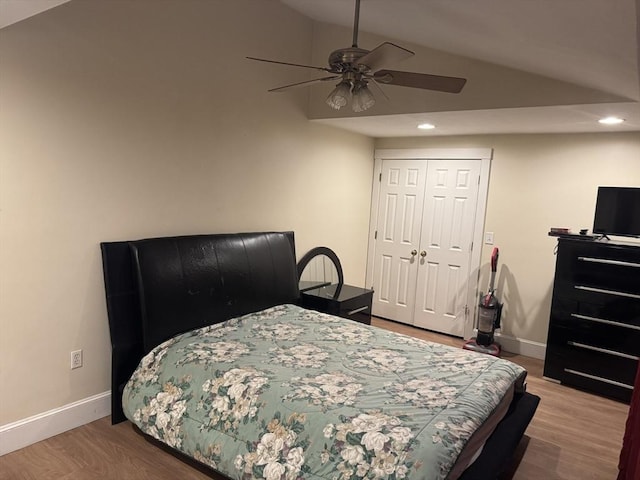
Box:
598;116;624;125
351;81;375;112
326;80;351;110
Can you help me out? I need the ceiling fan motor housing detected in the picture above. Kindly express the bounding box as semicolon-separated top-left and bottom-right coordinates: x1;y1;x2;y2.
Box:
328;47;371;73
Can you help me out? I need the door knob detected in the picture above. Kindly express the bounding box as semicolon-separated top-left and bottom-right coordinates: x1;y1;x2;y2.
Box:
411;249;417;256
420;250;427;257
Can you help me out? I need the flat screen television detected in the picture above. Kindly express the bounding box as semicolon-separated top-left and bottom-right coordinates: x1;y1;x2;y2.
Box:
592;186;640;238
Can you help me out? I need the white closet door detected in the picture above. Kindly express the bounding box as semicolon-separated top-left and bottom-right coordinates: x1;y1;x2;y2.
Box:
371;160;427;324
413;160;481;336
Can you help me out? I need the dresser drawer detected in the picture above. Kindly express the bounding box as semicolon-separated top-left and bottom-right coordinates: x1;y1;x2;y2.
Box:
555;242;640;295
551;289;640;327
545;342;638;388
336;291;373;325
550;295;640;336
554;367;634;403
557;239;640;267
552;277;640;304
549;304;640;353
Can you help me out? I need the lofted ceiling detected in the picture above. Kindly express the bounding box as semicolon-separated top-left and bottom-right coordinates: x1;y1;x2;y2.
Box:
0;0;68;29
280;0;640;136
2;0;639;136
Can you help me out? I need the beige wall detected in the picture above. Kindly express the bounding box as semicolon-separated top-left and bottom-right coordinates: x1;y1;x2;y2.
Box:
376;133;640;344
0;0;374;425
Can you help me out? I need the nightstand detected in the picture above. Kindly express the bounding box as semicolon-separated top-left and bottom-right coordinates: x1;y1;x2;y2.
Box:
300;284;373;325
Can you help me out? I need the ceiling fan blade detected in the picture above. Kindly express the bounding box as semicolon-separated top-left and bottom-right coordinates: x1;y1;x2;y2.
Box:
268;76;340;92
357;42;414;71
247;56;332;73
374;69;467;93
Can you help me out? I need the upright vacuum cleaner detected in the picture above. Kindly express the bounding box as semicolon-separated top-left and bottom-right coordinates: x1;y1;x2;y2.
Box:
463;247;503;356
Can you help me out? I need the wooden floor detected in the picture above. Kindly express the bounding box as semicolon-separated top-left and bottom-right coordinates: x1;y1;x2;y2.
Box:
0;317;630;480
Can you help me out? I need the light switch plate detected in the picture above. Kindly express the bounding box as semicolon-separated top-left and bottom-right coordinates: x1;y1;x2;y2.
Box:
484;232;494;245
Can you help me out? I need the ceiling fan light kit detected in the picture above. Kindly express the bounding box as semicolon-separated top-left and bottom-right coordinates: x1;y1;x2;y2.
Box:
326;73;376;112
248;0;467;113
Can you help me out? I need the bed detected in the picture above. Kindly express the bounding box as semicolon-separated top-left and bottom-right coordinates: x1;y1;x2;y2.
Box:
101;231;539;480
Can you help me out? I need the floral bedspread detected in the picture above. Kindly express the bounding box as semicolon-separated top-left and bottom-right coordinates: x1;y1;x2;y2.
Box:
123;304;526;480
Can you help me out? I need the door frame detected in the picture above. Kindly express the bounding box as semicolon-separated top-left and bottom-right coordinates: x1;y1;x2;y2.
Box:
365;148;493;339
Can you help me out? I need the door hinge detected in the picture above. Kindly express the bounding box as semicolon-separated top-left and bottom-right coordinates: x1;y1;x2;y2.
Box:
374;230;378;239
379;172;382;182
470;241;473;252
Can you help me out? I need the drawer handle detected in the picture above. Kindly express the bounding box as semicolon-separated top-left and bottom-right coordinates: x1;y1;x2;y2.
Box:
578;256;640;268
347;306;369;316
574;285;640;300
571;313;640;331
567;341;640;361
564;368;634;390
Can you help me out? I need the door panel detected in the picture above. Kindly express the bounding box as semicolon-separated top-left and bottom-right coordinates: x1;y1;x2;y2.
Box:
372;160;427;323
414;160;481;336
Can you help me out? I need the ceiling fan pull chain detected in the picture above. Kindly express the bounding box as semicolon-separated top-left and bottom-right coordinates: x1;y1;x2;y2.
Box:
352;0;361;47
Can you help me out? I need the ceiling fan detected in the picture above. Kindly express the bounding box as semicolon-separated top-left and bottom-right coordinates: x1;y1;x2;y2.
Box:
247;0;467;113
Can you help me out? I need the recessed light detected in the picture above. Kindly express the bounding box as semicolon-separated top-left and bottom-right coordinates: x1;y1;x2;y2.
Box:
598;116;625;125
417;123;435;130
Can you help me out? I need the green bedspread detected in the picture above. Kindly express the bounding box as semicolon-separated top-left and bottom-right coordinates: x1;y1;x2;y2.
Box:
123;304;526;480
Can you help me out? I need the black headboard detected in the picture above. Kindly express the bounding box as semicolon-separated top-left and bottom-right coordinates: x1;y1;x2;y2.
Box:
101;231;299;423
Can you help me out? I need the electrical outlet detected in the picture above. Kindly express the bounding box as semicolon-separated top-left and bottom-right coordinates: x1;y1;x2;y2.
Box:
71;350;83;369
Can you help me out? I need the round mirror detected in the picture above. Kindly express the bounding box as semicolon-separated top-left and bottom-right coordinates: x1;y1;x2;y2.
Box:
297;247;344;293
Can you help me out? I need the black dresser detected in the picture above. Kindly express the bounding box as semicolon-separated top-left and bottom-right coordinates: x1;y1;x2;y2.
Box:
544;237;640;403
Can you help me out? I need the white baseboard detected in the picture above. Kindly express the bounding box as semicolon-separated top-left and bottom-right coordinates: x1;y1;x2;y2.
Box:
0;391;111;456
496;332;546;360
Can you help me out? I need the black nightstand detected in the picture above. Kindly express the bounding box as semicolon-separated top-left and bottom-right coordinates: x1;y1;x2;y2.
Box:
300;284;373;325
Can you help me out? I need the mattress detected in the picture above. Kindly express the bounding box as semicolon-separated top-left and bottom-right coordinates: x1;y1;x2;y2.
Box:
123;304;526;480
